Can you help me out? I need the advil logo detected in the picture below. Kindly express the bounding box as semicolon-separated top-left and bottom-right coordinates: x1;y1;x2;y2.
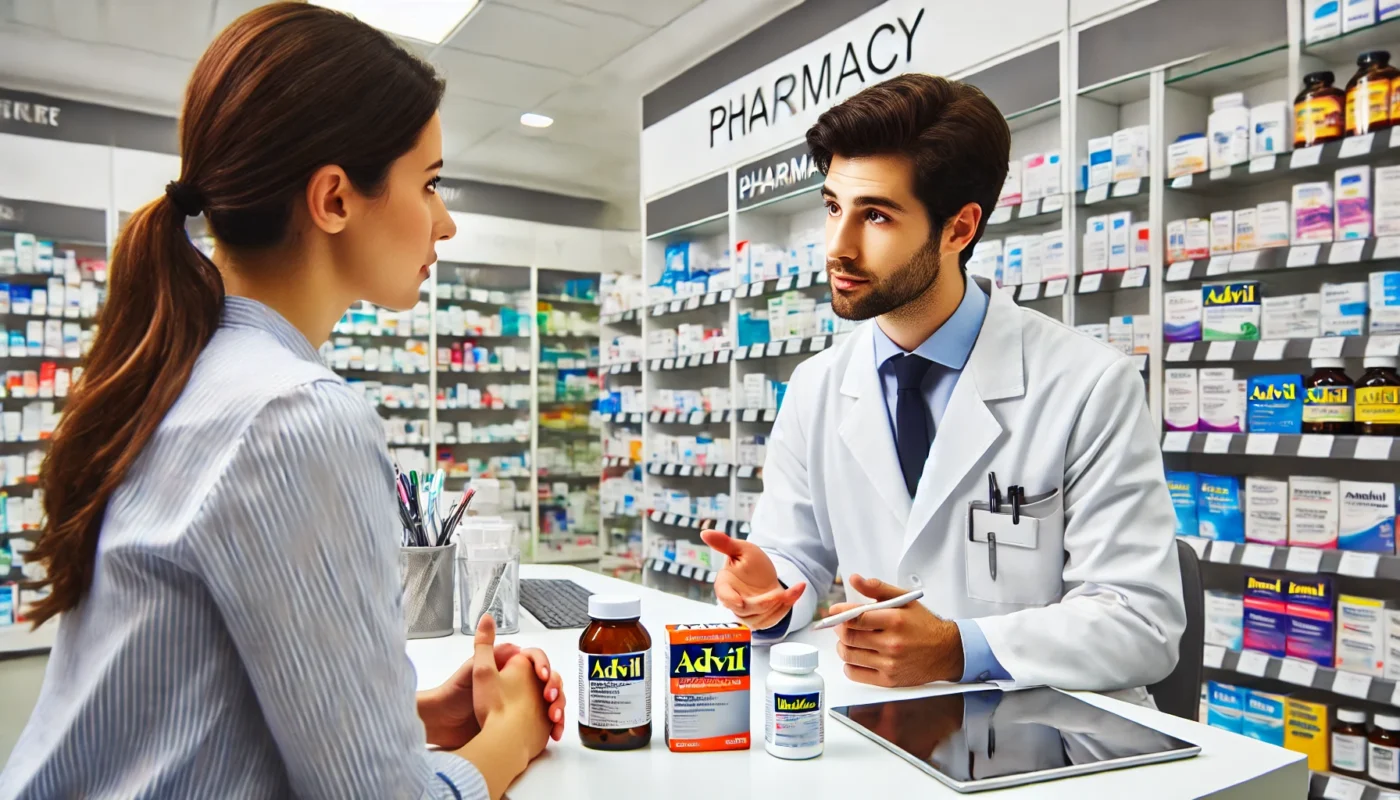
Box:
590;655;645;681
670;644;748;677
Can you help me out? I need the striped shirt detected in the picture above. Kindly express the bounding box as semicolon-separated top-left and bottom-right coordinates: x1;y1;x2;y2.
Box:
0;297;485;799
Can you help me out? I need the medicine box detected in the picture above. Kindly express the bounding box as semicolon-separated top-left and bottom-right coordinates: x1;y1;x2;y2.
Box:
1041;230;1068;280
1247;374;1303;434
1211;210;1235;255
1339;481;1396;553
1168;134;1208;179
1207;681;1245;733
1112;126;1150;182
1371;271;1400;334
1199;368;1245;432
1198;473;1244;542
665;622;752;752
1345;0;1378;31
1246;476;1290;546
1165;370;1199;431
1165;291;1202;342
1250;102;1289;158
1108;212;1132;270
1108;316;1134;355
1290;476;1340;549
1377;166;1400;236
1305;0;1342;42
1205;589;1244;649
1244;573;1288;657
1262;294;1322;340
1287;577;1335;667
1167;220;1188;263
1235;208;1259;252
1088;136;1114;187
1083;216;1109;273
1387;609;1400;682
1293;182;1335;244
1130;222;1152;268
1202;282;1261;341
1321;281;1368;337
1186;218;1211;260
1167;471;1200;534
1337;593;1387;676
1076;323;1108;343
1335;166;1372;240
1258;201;1292;248
1242;690;1287;747
1285;698;1330;772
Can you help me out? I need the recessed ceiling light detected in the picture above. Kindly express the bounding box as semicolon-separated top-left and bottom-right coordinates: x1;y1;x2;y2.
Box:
311;1;480;44
520;113;554;129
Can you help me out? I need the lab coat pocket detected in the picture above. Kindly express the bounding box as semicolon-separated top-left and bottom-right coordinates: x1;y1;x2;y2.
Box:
965;490;1064;606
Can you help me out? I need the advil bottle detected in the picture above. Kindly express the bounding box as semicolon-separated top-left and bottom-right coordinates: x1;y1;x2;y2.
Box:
578;595;651;750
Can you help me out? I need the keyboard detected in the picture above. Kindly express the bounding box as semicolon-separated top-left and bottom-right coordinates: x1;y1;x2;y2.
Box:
519;579;595;629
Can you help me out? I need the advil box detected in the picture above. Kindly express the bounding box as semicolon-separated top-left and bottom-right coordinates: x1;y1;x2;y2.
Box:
666;622;751;751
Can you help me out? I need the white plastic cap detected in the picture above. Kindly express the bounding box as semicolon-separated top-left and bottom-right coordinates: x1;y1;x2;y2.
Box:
770;642;819;673
588;595;641;620
1339;708;1368;724
1377;713;1400;731
1365;356;1399;369
1312;358;1347;369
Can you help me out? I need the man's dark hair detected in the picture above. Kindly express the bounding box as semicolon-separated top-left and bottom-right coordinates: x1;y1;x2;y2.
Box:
806;74;1011;268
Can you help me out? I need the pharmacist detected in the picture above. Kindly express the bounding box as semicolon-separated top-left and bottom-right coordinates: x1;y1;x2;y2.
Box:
704;74;1185;701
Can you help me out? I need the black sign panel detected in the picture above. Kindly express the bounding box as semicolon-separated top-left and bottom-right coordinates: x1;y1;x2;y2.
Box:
736;141;824;210
0;197;107;245
0;87;177;155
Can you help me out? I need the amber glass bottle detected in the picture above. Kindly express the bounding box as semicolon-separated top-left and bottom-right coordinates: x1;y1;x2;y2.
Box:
1296;71;1346;147
578;595;652;750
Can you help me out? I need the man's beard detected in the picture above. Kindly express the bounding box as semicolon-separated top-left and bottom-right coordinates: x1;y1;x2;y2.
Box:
828;238;943;321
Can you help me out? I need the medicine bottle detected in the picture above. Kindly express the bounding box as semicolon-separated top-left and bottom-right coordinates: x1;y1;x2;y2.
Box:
1347;51;1398;135
1357;356;1400;435
764;642;824;760
1304;358;1354;434
1370;714;1400;788
578;595;651;750
1296;71;1346;147
1333;708;1369;777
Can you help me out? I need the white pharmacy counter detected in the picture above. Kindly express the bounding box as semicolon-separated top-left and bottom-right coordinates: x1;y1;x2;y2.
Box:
406;566;1306;799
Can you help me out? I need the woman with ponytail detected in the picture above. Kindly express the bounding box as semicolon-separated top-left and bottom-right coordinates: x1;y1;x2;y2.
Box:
0;5;563;799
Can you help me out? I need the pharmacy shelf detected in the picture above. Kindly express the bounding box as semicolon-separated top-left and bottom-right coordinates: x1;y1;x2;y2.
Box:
984;195;1067;237
1164;335;1397;363
440;438;532;446
436;333;531;341
644;462;734;478
646;351;732;371
647;509;751;537
1168;129;1400;196
534;544;604;564
736;271;830;299
1308;770;1396;800
600;412;644;424
645;557;720;584
437;406;531;414
1076;267;1150;295
601;307;644;324
1165;239;1400;284
1161;431;1400;461
1074;179;1150;214
601;456;638;468
1180;535;1400;580
647;293;729;319
600;360;641;375
1204;644;1400;709
537;295;598;307
734;335;833;361
437;368;533;376
648;409;737;425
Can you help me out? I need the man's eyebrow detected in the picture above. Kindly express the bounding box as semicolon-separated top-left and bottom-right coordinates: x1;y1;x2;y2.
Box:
426;159;444;171
821;185;907;213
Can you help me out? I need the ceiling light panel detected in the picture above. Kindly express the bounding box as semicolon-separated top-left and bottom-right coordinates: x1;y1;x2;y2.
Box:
311;1;479;45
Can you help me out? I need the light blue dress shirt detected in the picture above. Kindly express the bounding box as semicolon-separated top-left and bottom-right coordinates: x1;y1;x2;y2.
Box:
0;298;485;799
869;276;1011;684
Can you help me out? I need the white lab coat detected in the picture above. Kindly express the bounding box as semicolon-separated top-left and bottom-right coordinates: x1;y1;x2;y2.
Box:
749;276;1185;696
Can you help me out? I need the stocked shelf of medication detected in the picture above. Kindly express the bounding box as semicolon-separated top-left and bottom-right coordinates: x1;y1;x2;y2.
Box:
600;308;643;324
644;462;732;478
647;509;750;537
645;557;720;584
601;360;641;374
600;456;637;469
1165;335;1400;363
648;409;738;425
1308;769;1396;800
1167;239;1400;283
1182;535;1400;581
1204;644;1400;710
733;336;833;361
646;351;732;371
1162;431;1400;460
599;412;644;424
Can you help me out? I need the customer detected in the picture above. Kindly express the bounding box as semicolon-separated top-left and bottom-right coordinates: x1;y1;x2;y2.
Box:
0;5;562;799
705;74;1184;702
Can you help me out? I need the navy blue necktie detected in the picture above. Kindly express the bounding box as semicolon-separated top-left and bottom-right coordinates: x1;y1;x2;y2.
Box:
891;353;935;498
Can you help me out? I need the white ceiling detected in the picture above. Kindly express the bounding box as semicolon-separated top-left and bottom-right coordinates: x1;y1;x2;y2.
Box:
0;0;799;218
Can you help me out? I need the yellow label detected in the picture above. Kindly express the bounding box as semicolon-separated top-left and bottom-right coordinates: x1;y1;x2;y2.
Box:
1357;385;1400;422
1303;386;1353;422
1347;79;1391;133
1296;96;1343;145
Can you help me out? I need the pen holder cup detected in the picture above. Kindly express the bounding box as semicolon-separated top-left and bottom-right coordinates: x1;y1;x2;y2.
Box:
399;545;455;639
459;546;521;636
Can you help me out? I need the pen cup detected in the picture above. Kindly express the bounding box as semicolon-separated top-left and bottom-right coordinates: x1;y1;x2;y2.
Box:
460;545;521;635
399;544;455;639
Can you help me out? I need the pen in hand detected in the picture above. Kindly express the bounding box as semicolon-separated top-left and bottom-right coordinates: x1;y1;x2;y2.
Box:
811;588;926;631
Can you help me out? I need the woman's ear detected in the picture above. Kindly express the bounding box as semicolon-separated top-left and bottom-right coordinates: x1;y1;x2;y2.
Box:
305;165;352;234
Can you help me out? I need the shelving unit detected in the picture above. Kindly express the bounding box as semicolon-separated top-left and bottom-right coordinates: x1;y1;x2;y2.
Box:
0;197;109;653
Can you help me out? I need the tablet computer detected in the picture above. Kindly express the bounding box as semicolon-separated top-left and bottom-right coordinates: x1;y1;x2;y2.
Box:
830;687;1200;793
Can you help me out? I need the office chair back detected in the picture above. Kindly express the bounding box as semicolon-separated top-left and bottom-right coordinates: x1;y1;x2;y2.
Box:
1147;538;1203;720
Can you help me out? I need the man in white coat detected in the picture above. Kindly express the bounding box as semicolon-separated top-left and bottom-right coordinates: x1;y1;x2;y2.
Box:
702;74;1185;698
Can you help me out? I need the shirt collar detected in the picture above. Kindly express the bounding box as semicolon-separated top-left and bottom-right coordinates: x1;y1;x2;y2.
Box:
220;296;324;365
873;275;989;370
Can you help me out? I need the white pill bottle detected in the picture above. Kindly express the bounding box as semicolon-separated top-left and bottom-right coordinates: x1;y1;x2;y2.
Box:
764;642;824;759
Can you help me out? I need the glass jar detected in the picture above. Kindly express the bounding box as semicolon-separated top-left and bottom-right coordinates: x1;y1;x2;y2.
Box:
578;595;652;751
1296;71;1346;147
1370;713;1400;788
1357;356;1400;435
1347;51;1398;135
1334;708;1369;777
1303;357;1354;434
